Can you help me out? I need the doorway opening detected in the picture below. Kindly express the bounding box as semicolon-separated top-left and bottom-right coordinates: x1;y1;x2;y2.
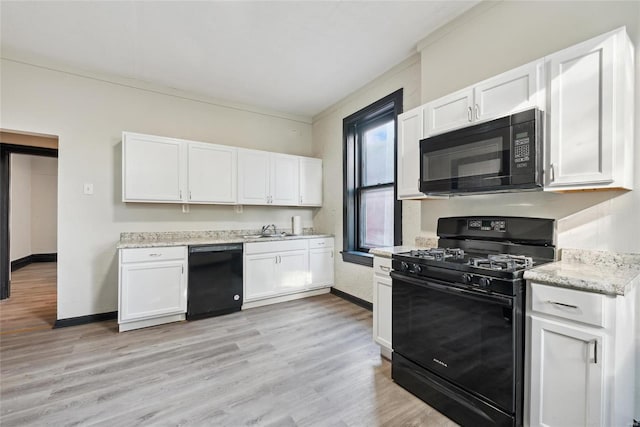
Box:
1;130;59;334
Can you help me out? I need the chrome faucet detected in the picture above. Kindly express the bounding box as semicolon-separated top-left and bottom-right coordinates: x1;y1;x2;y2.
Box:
261;224;277;235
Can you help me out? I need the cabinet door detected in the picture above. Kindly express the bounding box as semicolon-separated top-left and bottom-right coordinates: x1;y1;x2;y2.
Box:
373;274;392;350
270;153;299;206
474;59;543;122
123;133;185;202
244;253;278;301
237;149;270;205
308;248;334;288
529;316;604;427
299;157;322;206
187;142;237;203
119;260;186;322
424;88;473;136
277;250;308;293
546;33;615;188
397;106;427;199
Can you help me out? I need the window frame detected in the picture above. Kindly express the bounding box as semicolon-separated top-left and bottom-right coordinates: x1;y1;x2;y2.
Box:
342;89;403;266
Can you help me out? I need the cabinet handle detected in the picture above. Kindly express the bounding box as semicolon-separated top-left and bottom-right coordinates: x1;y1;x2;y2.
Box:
149;253;162;257
546;300;578;309
475;104;479;120
331;250;333;258
592;340;598;364
467;106;472;122
189;191;192;200
182;265;184;274
380;265;391;272
179;190;183;199
549;164;555;182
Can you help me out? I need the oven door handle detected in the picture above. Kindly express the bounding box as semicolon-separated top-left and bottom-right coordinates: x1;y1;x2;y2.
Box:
390;271;513;308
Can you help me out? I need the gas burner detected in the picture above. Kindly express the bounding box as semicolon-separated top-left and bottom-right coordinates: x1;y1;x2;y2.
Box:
409;248;465;261
470;254;534;271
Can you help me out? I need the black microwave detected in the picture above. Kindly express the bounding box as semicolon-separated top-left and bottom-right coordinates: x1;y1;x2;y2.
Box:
419;108;543;195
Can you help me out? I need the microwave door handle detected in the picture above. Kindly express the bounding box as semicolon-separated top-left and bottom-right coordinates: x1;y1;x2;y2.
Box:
467;106;472;122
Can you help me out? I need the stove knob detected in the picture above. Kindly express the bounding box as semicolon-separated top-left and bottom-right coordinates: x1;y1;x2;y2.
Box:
413;264;422;273
401;262;410;272
462;274;473;285
479;277;492;288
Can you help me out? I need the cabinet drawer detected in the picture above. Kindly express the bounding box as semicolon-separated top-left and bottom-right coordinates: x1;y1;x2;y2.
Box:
245;239;308;255
374;256;392;277
121;246;186;263
530;282;606;327
308;237;334;249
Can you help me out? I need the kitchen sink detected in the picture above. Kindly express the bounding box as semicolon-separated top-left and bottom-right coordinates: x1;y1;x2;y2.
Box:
243;232;293;239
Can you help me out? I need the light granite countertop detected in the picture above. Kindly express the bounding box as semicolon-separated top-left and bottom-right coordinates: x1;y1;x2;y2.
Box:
117;229;332;249
369;237;438;258
523;248;640;296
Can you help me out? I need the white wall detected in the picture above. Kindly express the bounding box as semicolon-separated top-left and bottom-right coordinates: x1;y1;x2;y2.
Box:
9;154;31;261
312;55;422;302
31;156;58;254
418;1;640;254
0;60;315;318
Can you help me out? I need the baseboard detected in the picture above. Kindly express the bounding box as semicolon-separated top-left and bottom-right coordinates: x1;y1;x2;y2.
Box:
54;311;117;328
330;287;373;311
10;255;31;272
11;253;57;271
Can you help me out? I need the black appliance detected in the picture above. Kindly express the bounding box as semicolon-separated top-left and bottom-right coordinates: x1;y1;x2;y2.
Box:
391;216;555;427
419;109;543;195
187;244;243;320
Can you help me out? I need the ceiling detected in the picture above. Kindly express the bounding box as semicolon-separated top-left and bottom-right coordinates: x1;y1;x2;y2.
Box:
1;1;478;118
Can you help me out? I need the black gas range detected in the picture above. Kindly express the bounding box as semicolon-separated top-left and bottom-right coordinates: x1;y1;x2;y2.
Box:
391;216;556;427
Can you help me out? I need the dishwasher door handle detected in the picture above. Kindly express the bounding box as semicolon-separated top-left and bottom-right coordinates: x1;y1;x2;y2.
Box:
189;244;243;253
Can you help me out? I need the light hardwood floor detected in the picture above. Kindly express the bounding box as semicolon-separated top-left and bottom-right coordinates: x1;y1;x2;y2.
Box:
0;262;57;335
0;293;457;426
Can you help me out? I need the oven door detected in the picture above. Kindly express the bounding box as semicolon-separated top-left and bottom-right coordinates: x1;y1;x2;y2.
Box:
420;118;512;194
391;271;517;413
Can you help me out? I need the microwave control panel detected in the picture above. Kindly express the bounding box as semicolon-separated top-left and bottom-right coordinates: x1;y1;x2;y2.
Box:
513;131;530;166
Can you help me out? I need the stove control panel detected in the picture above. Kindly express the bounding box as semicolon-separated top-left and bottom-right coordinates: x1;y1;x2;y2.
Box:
468;219;506;232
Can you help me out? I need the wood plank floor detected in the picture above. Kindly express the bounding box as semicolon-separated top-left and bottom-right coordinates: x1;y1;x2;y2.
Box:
0;294;457;426
0;262;57;335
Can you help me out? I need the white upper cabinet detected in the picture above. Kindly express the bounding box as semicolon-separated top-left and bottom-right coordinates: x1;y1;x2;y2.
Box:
545;27;634;191
299;157;322;206
424;88;474;136
397;106;427;199
238;148;323;207
122;132;185;202
424;59;544;137
474;60;544;122
237;149;271;204
187;142;237;204
270;153;300;206
123;133;323;207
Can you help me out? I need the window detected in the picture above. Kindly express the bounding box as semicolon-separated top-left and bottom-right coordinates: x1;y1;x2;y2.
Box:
342;90;402;266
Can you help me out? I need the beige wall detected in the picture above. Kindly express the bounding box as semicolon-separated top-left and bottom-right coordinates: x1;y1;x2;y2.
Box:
9;155;58;261
418;1;640;253
0;59;315;318
31;156;58;254
9;154;32;261
312;55;422;302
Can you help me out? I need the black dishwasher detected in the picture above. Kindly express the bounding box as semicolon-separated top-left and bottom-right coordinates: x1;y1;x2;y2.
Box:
187;244;243;320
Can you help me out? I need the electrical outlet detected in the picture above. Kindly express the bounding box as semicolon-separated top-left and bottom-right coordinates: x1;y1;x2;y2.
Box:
83;183;94;195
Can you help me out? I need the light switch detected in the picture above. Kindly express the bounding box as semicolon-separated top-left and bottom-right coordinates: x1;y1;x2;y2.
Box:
83;183;94;195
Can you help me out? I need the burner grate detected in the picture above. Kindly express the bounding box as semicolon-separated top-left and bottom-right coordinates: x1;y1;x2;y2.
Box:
410;248;465;261
470;254;534;271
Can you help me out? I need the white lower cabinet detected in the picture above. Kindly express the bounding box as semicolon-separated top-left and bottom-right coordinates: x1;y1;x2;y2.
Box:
372;255;392;359
529;316;604;427
244;238;334;306
118;246;187;332
526;282;636;427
